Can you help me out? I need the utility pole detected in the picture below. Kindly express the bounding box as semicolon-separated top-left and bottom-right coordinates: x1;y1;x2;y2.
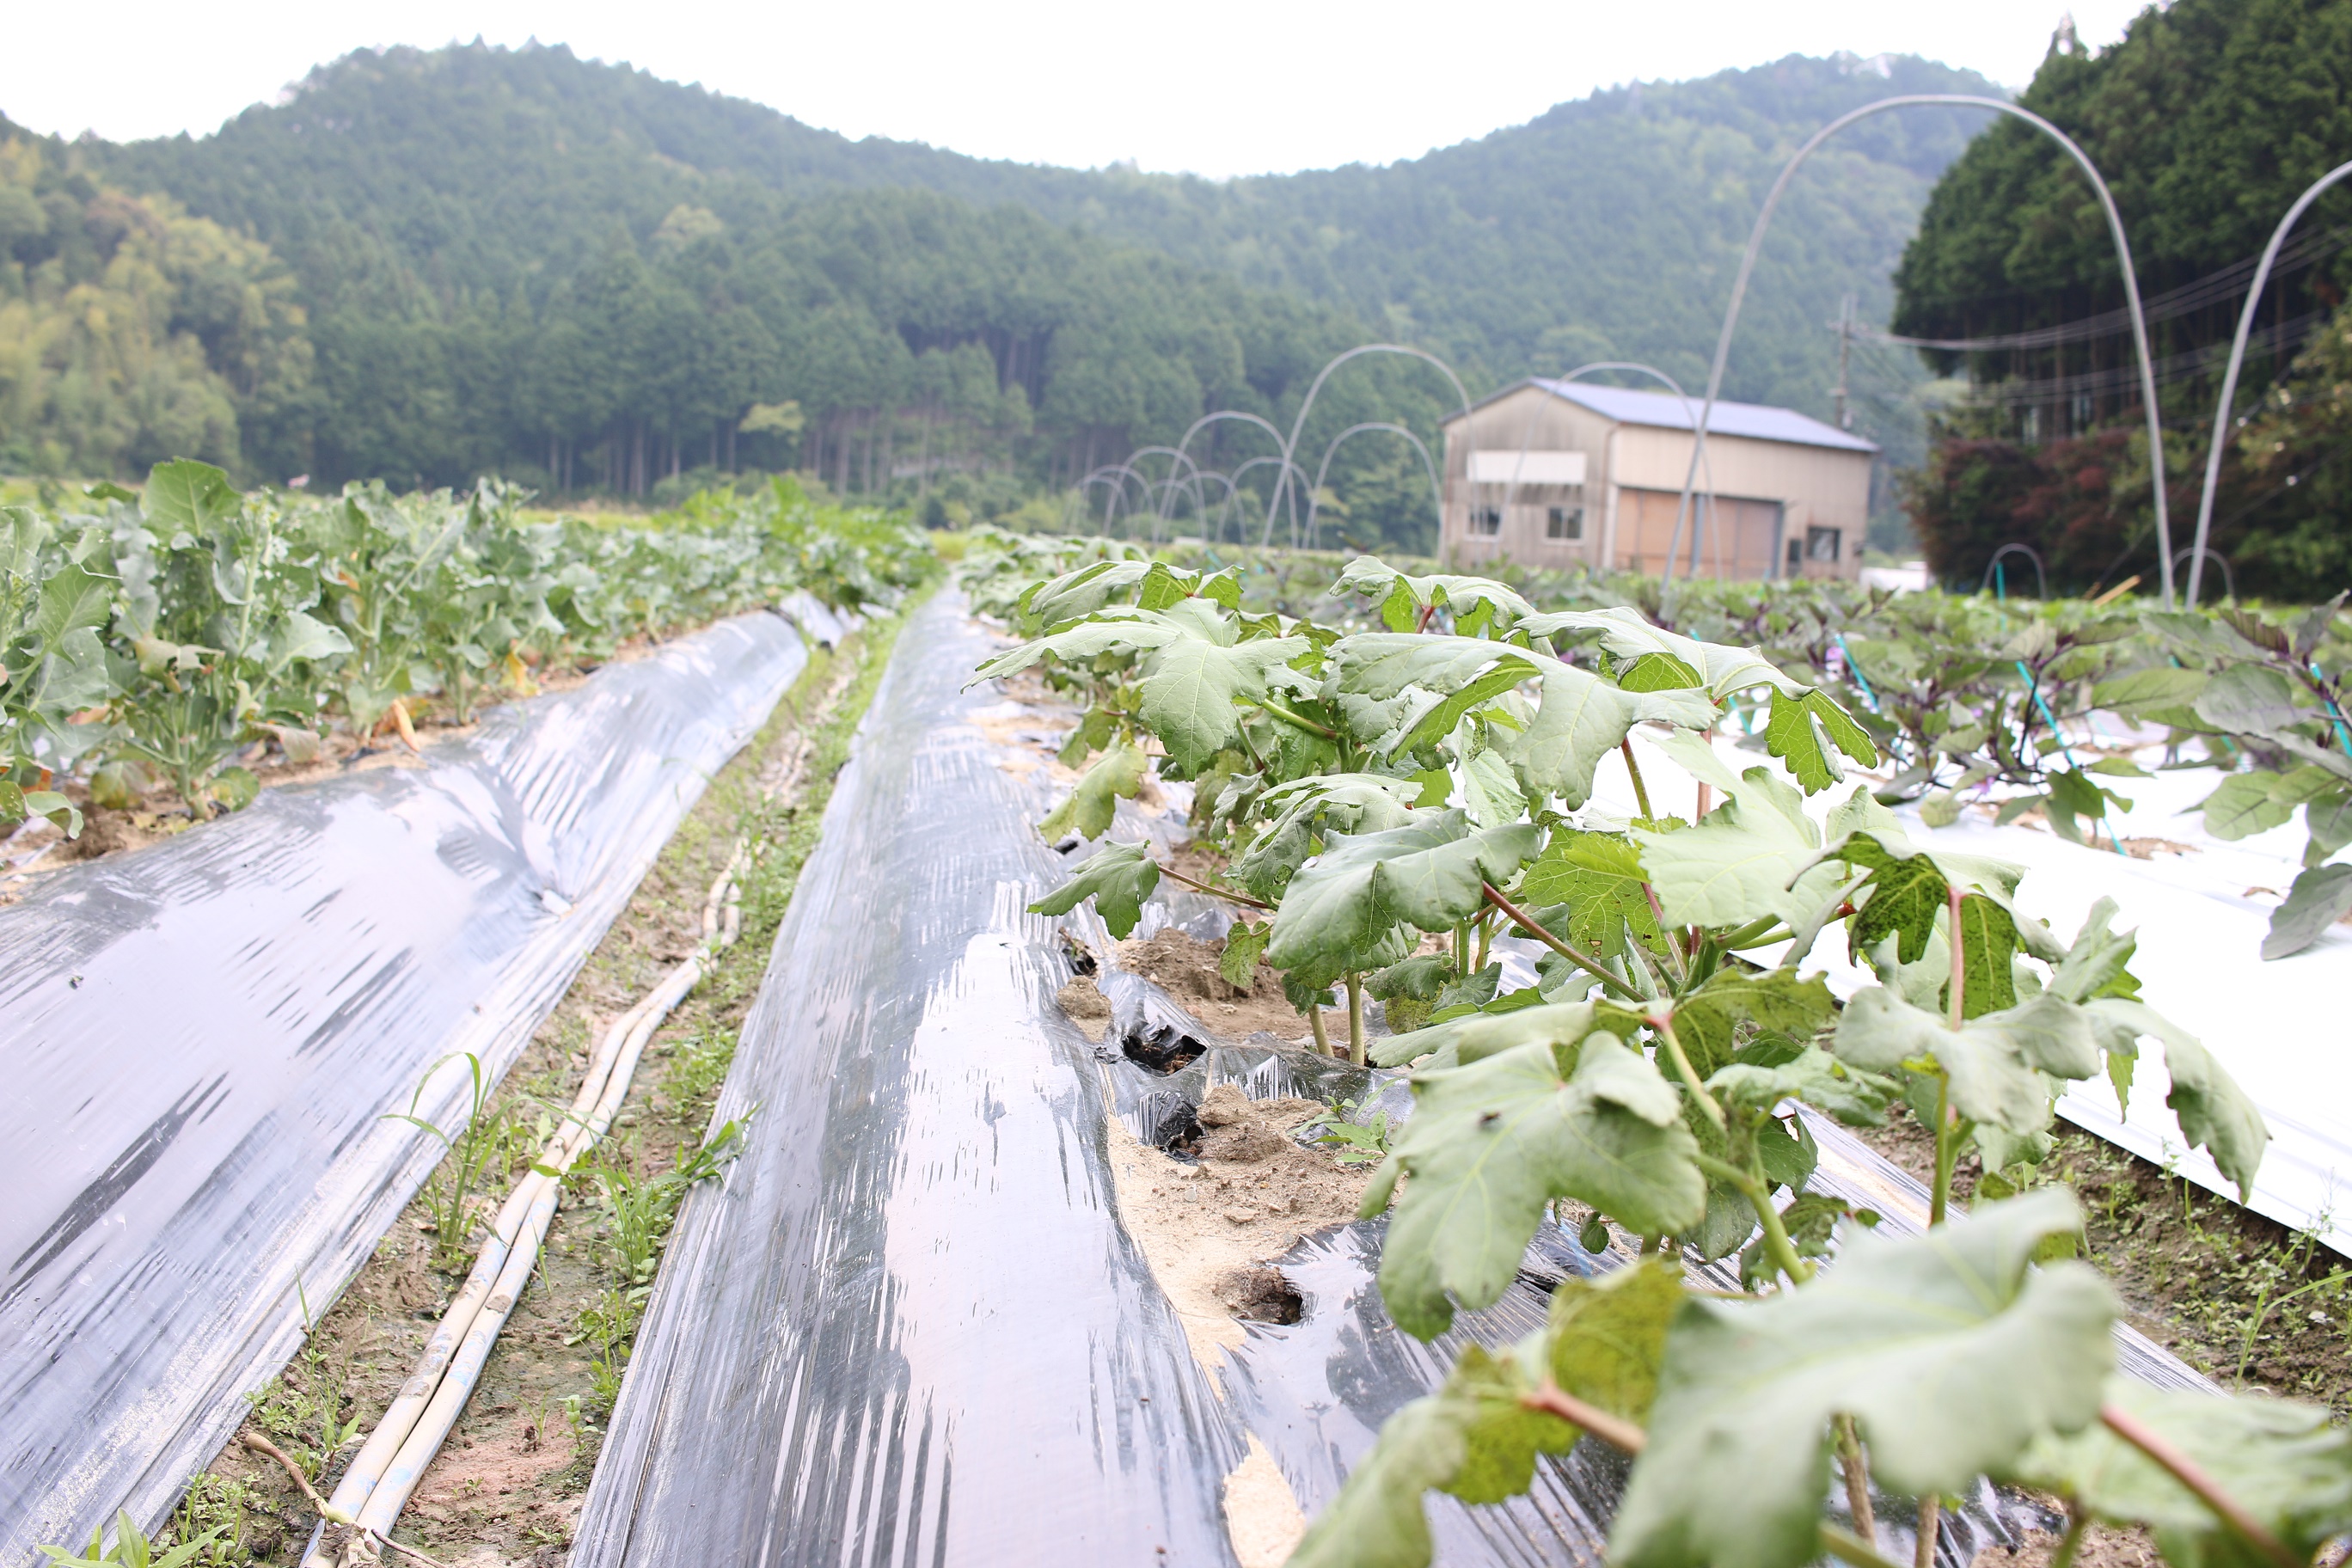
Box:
1831;292;1856;431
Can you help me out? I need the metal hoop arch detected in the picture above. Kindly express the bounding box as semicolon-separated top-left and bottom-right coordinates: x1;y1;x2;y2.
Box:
2186;160;2352;607
1677;94;2175;603
1981;542;2049;600
2173;545;2236;604
1223;455;1314;545
1265;344;1476;549
1168;411;1291;529
1302;422;1444;548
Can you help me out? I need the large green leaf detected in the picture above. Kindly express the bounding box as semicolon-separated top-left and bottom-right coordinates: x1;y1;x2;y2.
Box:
2093;665;2210;714
2195;665;2312;740
1519;606;1804;701
141;459;242;537
1372;1032;1705;1338
1394;660;1541;756
1369;998;1601;1069
1461;746;1528;829
30;560;114;652
1764;687;1880;792
2079;997;2268;1197
1666;967;1839;1080
1832;988;2098;1134
1706;1045;1897;1127
272;608;353;665
2048;897;2140;1003
1229;773;1422;900
2260;862;2352;962
1038;743;1147;842
1830;830;2025;966
1137;623;1311;770
1020;559;1150;628
1331;557;1535;634
1545;1258;1685;1420
1288;1343;1571;1568
1027;840;1161;939
1268;811;1538;983
1331;634;1532;701
1952;891;2019;1017
971;609;1182;682
1634;769;1840;929
2016;1379;2352;1568
26;627;113;715
1516;830;1663;959
1609;1190;2116;1568
1507;661;1715;807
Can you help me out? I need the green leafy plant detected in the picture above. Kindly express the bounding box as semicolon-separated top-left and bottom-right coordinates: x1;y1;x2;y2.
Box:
3;464;934;830
975;545;2312;1568
1302;1097;1394;1164
1;504;118;834
384;1053;511;1272
36;1512;228;1568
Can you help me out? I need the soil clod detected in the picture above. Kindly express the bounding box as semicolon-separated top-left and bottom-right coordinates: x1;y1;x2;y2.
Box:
1055;975;1110;1042
1117;928;1308;1043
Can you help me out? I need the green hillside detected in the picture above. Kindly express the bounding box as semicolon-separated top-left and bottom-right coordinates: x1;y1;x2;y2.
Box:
4;41;2007;545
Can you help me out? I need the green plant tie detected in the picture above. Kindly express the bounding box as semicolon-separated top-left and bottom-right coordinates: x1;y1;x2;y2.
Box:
1832;632;1883;713
2313;662;2352;755
2018;659;2124;855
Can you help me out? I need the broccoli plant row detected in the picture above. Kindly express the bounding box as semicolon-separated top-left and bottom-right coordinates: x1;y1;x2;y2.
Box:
1;462;930;833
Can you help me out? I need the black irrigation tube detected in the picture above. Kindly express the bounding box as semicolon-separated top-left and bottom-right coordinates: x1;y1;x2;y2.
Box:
574;591;2222;1568
0;607;818;1562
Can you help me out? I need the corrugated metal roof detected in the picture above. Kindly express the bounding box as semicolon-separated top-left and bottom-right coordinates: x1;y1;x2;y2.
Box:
1453;379;1879;455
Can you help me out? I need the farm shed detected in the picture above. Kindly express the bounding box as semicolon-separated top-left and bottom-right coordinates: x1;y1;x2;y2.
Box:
1438;379;1877;580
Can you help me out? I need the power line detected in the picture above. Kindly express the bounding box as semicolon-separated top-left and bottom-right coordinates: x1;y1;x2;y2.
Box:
1864;224;2352;352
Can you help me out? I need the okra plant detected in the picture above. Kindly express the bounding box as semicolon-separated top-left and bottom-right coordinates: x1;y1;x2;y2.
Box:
980;546;2328;1568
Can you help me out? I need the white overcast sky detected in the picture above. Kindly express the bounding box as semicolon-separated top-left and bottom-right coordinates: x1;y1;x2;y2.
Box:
3;1;2150;179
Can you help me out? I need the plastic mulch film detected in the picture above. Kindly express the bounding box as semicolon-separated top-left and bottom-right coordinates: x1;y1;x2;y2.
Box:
572;591;1250;1566
0;610;808;1561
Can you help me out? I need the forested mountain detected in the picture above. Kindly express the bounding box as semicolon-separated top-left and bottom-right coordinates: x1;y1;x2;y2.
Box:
1893;0;2352;597
3;40;2006;548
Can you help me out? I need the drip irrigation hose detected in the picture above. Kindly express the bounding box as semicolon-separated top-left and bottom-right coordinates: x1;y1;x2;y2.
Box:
300;671;848;1568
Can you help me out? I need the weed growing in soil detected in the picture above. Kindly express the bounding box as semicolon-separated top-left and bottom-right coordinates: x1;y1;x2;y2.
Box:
383;1054;512;1273
35;1512;230;1568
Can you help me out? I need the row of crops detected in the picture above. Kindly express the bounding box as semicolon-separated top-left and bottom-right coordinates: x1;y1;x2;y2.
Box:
1;463;930;836
971;527;2352;960
958;529;2346;1568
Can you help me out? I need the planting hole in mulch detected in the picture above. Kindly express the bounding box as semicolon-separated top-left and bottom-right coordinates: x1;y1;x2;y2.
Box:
1214;1266;1302;1325
1101;1081;1372;1370
1150;1099;1205;1157
1122;1022;1209;1075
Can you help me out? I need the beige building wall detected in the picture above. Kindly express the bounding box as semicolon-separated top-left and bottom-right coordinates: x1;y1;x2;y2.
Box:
1438;384;1873;581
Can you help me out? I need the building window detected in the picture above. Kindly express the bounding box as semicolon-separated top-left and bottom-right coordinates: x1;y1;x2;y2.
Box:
1469;507;1502;537
1805;526;1841;562
1546;489;1585;542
